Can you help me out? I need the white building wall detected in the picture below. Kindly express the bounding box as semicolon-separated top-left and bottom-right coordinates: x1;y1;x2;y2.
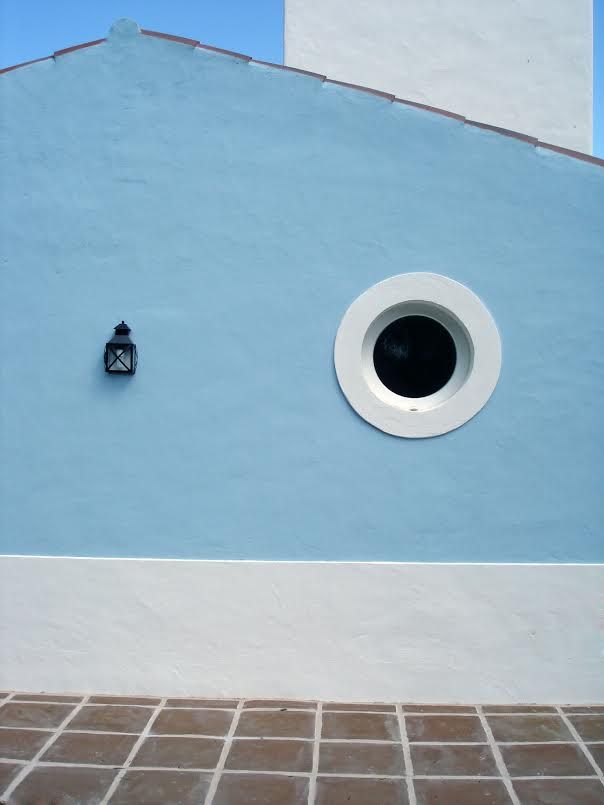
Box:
285;0;593;153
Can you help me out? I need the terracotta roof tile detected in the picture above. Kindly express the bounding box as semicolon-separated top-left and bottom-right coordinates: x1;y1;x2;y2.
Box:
140;29;199;48
0;56;53;75
394;97;465;121
54;39;106;58
252;61;326;81
196;43;252;61
537;141;604;167
466;120;538;144
324;78;395;101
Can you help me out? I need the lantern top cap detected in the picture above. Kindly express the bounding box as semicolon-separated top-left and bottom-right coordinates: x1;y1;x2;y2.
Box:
114;321;131;335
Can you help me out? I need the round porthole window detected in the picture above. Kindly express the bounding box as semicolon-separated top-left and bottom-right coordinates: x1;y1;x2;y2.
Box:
373;316;456;398
334;273;501;438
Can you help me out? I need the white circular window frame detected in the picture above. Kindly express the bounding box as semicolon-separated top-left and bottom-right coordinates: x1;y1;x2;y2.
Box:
334;273;501;438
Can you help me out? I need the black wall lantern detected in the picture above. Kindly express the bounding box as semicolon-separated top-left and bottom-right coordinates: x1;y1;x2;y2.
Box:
104;321;138;374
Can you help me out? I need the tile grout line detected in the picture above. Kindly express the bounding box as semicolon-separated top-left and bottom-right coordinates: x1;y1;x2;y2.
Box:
8;701;154;709
1;694;91;801
99;696;167;805
2;725;602;748
395;703;416;805
0;760;601;782
476;705;520;805
307;701;322;805
1;725;602;748
555;705;604;783
203;699;244;805
8;702;600;716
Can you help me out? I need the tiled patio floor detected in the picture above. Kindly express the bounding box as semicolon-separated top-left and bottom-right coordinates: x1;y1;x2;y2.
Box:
0;694;603;804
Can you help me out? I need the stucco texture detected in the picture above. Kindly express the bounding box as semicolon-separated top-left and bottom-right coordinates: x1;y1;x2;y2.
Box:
285;0;593;152
1;22;603;561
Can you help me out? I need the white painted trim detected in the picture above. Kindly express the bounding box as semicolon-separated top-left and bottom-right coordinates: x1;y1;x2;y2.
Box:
334;273;502;437
1;556;602;703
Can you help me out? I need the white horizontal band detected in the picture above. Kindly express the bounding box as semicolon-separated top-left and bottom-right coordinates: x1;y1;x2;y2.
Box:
1;556;601;703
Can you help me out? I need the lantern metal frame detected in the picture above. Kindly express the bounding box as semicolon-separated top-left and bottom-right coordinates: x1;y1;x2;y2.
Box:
104;321;138;375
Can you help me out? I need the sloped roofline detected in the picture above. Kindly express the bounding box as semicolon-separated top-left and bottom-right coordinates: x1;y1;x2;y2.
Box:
1;27;602;169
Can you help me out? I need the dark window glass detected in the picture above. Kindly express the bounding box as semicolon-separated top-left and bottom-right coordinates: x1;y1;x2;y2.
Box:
373;315;456;398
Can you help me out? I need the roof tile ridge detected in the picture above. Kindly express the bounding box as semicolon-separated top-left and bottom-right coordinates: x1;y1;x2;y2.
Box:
252;60;326;80
324;78;395;101
394;97;465;121
465;119;537;144
537;141;604;168
195;43;252;61
54;39;106;58
141;29;252;60
140;29;200;47
0;56;53;75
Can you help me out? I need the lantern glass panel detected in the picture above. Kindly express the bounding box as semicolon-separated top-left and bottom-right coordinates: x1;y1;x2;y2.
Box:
106;345;133;372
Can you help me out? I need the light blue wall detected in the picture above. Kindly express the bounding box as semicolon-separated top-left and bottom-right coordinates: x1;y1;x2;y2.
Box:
1;22;603;562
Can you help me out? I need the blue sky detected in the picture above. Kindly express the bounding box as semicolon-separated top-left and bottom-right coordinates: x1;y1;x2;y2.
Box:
0;0;602;155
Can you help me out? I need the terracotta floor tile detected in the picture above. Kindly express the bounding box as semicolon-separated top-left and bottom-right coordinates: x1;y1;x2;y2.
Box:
68;704;153;733
88;695;161;705
513;778;604;805
587;743;604;772
110;769;212;804
3;693;601;804
415;779;513;805
213;772;309;805
487;715;573;742
324;702;396;712
319;741;404;774
0;728;49;760
562;705;604;714
10;765;117;804
151;708;234;736
0;761;22;790
235;710;315;738
403;704;476;714
315;776;409;805
411;744;498;776
13;694;83;703
568;715;604;742
131;736;224;769
321;712;400;741
0;702;74;729
166;698;238;708
500;743;596;777
244;700;316;710
483;705;557;714
406;715;486;743
41;731;138;765
225;738;313;772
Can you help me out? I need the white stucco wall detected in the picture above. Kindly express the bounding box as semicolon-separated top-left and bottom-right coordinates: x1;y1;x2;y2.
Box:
2;557;603;703
285;0;593;152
